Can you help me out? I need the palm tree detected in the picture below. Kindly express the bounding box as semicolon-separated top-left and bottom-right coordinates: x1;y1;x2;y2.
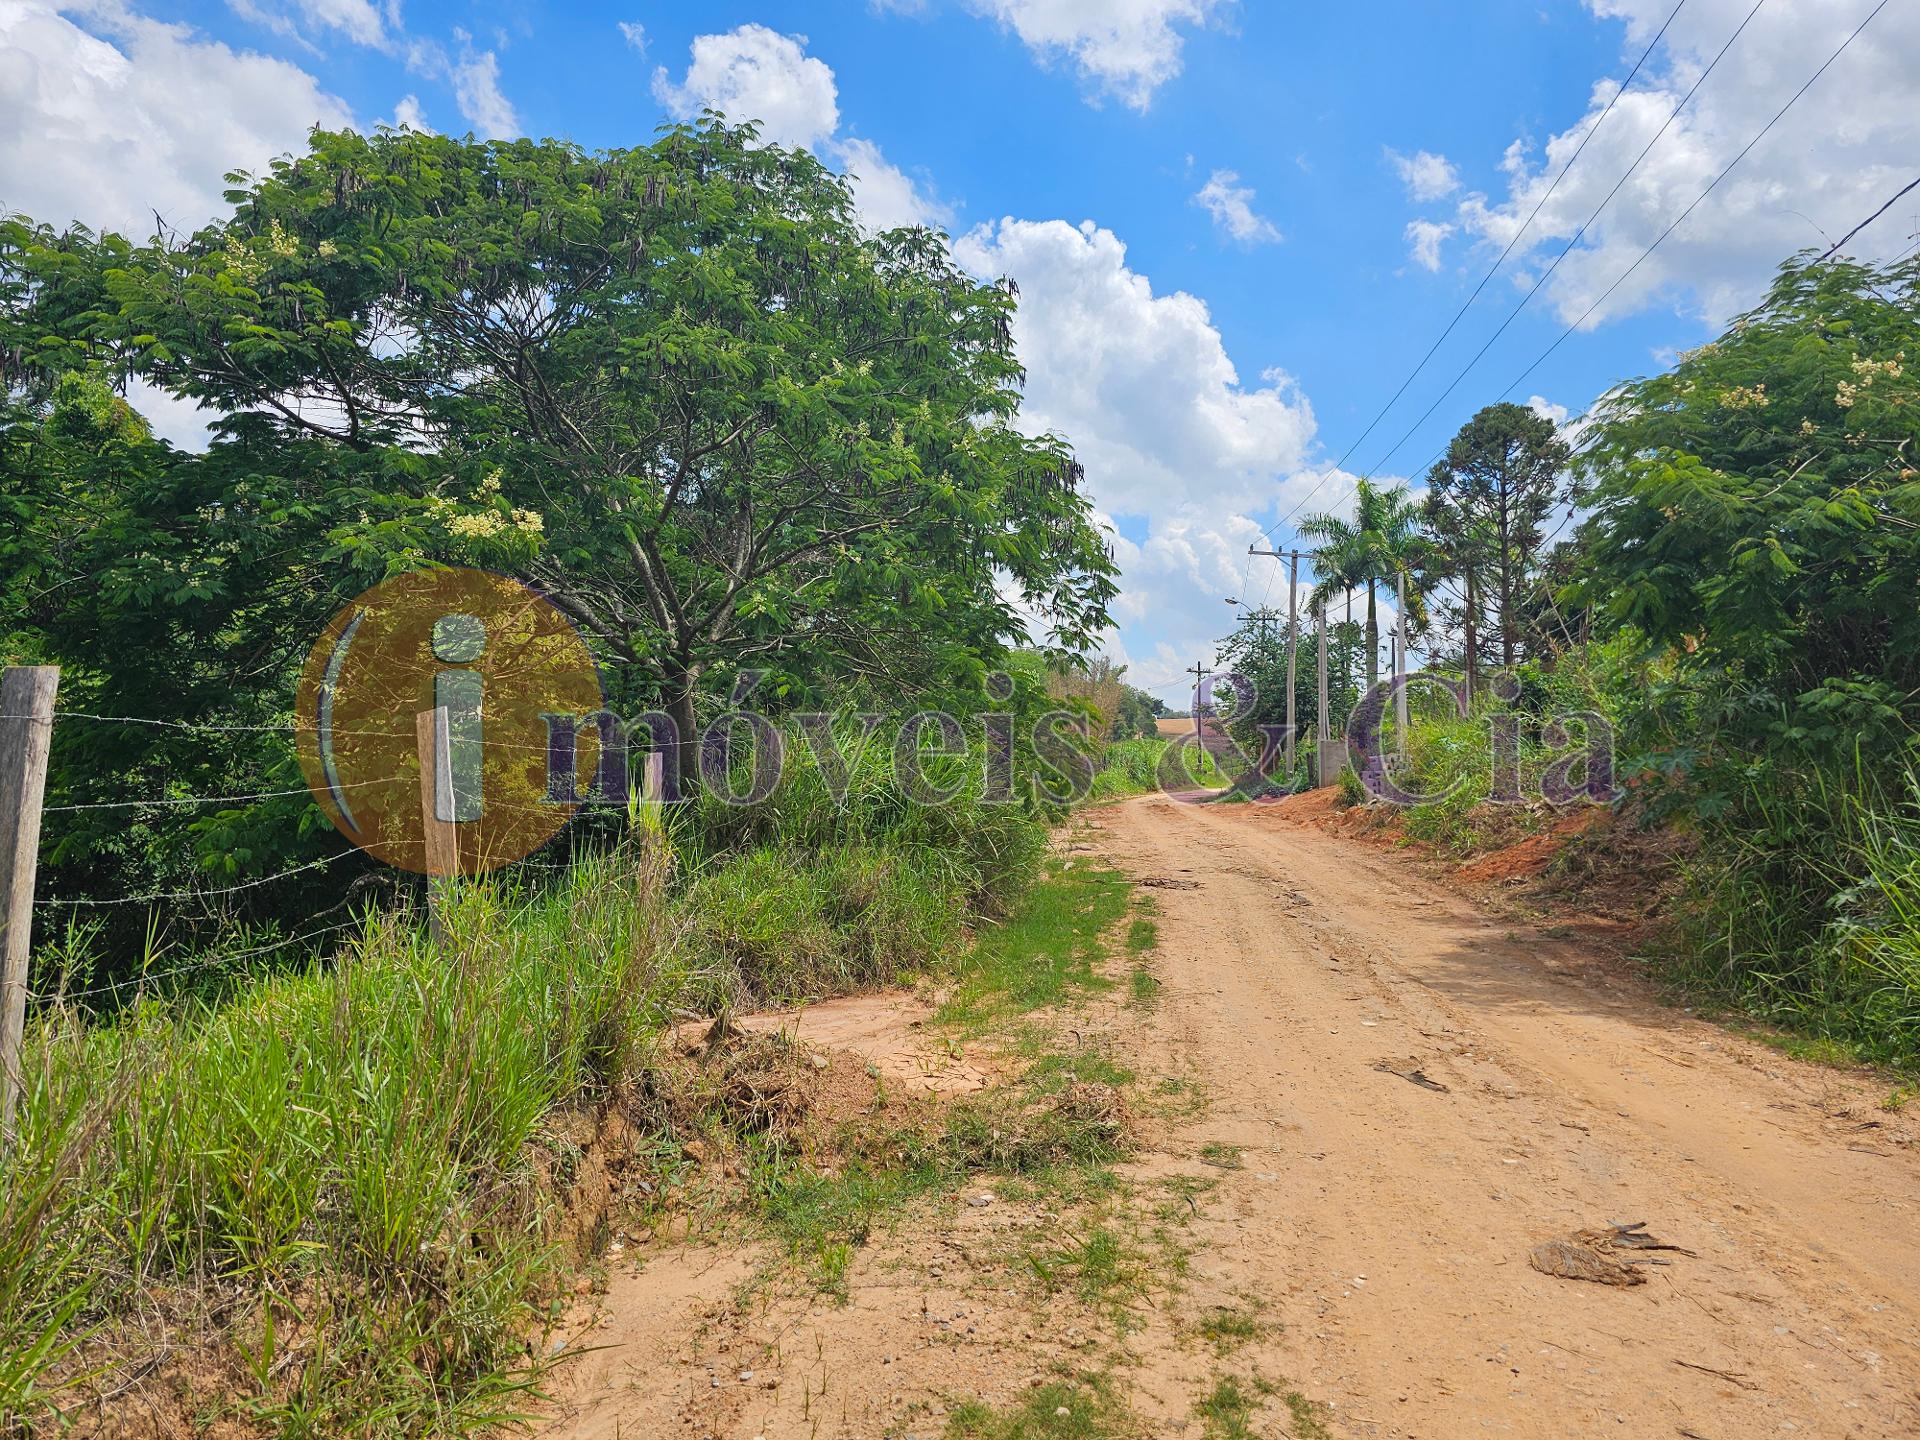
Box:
1300;517;1366;719
1302;479;1428;690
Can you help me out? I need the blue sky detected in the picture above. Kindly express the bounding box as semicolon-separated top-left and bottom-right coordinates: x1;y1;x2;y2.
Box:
5;0;1916;693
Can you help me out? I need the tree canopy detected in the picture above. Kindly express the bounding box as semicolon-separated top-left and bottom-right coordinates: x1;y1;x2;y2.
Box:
1571;256;1920;748
7;119;1116;728
1;118;1118;918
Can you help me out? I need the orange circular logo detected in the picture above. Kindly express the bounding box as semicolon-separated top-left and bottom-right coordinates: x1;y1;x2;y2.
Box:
295;568;605;875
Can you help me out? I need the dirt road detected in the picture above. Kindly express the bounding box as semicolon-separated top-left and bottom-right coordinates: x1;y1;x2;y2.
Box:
540;795;1920;1438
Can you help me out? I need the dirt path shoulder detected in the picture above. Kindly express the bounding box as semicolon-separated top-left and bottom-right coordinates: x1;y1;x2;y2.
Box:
535;796;1920;1439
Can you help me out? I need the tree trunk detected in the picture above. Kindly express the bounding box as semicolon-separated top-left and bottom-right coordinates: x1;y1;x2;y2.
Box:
664;660;700;798
1463;566;1478;710
1365;581;1379;690
1344;587;1354;724
1497;483;1516;669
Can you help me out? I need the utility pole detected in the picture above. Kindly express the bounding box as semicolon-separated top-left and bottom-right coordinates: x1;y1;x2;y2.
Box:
1316;603;1329;749
1249;544;1306;781
1286;552;1300;780
415;706;458;946
1186;660;1208;751
1;666;58;1149
1396;569;1410;758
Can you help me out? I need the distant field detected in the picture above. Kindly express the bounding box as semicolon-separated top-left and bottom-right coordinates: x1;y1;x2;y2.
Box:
1155;717;1193;737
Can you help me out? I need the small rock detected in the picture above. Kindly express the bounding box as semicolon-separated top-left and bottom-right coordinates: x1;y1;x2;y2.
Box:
738;1370;753;1383
967;1192;996;1208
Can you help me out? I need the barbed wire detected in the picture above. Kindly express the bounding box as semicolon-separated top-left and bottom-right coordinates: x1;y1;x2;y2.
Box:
43;778;387;813
37;846;364;908
31;913;369;1004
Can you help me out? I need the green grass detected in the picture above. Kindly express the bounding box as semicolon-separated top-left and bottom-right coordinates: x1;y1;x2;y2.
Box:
1662;761;1920;1076
723;858;1148;1296
2;783;1062;1432
1195;1305;1263;1354
1283;1386;1334;1439
6;851;683;1432
2;725;1160;1430
945;1372;1137;1439
1089;738;1227;802
1195;1375;1275;1440
938;856;1133;1033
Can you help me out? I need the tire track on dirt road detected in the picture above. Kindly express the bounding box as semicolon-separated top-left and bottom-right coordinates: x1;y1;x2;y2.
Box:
1093;792;1920;1438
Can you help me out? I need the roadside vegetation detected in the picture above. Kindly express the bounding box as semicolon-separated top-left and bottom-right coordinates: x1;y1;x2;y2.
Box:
0;117;1210;1433
1230;253;1920;1075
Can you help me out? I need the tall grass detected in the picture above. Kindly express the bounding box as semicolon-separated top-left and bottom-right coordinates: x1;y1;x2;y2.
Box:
1672;759;1920;1071
1;750;1060;1430
1087;736;1224;801
2;848;681;1432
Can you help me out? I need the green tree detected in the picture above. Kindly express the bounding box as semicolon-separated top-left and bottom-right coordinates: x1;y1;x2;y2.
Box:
1298;518;1365;711
1424;402;1569;670
1110;682;1167;740
1572;256;1920;729
31;120;1117;785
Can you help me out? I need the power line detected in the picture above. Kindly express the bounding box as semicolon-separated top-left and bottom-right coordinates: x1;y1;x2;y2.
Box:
1284;0;1885;572
1243;0;1692;566
1353;0;1772;487
1499;0;1893;403
1816;172;1920;262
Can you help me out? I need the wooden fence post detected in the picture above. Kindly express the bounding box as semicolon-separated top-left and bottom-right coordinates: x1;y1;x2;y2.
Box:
1;665;59;1148
416;706;457;946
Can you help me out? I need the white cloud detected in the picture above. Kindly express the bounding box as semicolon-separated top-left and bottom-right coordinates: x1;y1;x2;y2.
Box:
226;0;392;50
651;23;839;150
617;20;646;56
450;34;515;139
833;136;953;232
955;216;1329;688
390;93;429;130
1194;169;1281;246
1388;147;1459;202
1526;394;1570;426
653;28;946;234
0;0;354;237
1461;0;1920;327
1405;217;1452;271
967;0;1226;110
124;374;213;451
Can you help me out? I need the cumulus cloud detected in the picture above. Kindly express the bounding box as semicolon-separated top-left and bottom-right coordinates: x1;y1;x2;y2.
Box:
223;0;516;141
834;136;954;231
1388;147;1459;202
954;216;1327;687
1405;217;1452;271
447;33;516;139
652;22;839;150
1526;394;1571;427
390;93;429;131
1194;169;1281;246
226;0;393;50
966;0;1226;109
652;27;947;233
1460;0;1920;327
0;0;354;236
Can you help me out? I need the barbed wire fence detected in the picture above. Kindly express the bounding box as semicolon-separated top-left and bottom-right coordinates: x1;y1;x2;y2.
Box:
0;671;636;1142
